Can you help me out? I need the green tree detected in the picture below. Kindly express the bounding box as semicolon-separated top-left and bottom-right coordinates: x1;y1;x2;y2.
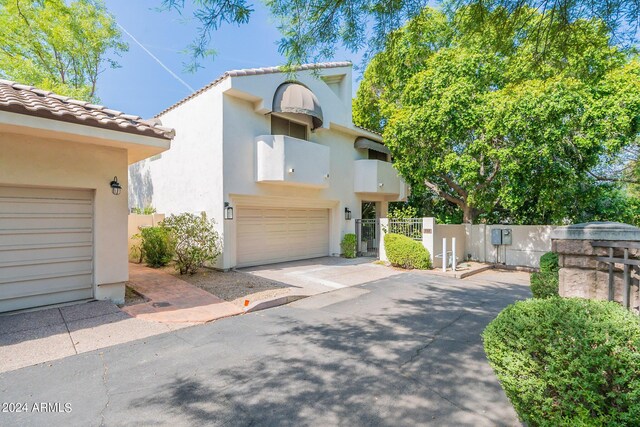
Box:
162;1;640;68
0;0;127;101
357;6;640;223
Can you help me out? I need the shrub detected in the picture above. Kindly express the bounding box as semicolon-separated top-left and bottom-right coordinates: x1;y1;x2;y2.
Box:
539;251;559;272
131;205;157;215
530;271;559;298
140;226;174;267
384;233;431;269
530;251;560;298
341;233;357;258
162;212;221;275
483;298;640;426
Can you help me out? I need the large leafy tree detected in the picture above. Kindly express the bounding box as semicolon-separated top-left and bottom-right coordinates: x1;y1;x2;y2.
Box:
356;6;640;223
0;0;127;101
162;0;640;67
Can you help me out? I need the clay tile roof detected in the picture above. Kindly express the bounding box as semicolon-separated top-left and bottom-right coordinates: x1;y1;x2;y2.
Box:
156;61;352;117
0;79;175;140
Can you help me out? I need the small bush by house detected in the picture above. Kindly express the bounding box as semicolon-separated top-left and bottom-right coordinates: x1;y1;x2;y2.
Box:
341;233;357;258
162;212;221;275
384;233;431;269
140;226;174;267
483;298;640;426
530;251;559;298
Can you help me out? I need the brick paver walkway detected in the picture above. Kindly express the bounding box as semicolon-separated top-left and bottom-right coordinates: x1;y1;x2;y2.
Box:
124;264;243;323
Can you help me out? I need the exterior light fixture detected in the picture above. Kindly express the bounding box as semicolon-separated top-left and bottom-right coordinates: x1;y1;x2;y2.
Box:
288;168;295;174
344;207;352;221
110;176;122;196
378;183;384;188
224;202;234;220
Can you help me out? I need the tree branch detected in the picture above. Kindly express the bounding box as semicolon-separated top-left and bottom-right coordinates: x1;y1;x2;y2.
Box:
440;174;468;198
476;160;500;191
424;180;466;207
588;170;640;185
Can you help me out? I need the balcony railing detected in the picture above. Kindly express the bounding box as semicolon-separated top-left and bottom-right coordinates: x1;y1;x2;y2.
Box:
255;135;330;188
354;159;406;197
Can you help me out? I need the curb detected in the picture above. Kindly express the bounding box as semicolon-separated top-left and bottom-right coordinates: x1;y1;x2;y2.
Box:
244;294;309;313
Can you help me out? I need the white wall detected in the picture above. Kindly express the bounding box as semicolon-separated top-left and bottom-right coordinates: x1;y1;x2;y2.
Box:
1;132;129;302
465;224;555;268
134;64;407;269
380;218;555;269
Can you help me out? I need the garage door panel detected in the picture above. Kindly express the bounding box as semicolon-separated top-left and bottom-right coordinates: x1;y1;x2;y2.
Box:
0;243;92;263
0;199;92;215
237;207;329;267
0;229;92;246
0;288;94;313
0;258;93;280
0;272;93;299
0;186;94;312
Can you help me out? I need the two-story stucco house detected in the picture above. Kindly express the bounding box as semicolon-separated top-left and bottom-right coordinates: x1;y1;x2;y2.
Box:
129;62;407;269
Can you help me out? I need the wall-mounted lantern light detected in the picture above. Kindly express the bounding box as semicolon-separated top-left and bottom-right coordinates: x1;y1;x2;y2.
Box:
344;207;352;221
224;202;234;220
110;176;122;196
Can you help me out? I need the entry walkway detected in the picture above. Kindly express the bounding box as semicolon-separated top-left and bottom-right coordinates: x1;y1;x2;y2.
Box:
124;264;243;323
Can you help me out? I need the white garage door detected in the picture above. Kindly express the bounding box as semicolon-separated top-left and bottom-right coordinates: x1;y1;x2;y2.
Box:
0;186;94;313
237;207;330;267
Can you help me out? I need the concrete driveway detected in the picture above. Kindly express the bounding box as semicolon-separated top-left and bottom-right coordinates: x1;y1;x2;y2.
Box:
0;268;531;426
241;256;403;294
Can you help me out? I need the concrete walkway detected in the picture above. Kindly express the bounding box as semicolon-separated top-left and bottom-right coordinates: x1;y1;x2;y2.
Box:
0;301;183;373
125;264;243;323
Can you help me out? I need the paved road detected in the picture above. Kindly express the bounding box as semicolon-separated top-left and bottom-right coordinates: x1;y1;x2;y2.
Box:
0;270;529;426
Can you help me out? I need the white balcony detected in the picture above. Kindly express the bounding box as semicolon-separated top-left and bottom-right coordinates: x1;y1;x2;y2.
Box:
255;135;330;188
354;159;406;198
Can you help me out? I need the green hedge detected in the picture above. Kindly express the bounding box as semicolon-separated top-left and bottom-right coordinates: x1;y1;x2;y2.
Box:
530;251;559;298
384;233;432;269
483;298;640;426
341;233;357;258
539;252;559;273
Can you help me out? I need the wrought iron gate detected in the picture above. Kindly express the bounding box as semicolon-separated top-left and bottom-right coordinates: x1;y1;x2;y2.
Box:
356;219;380;257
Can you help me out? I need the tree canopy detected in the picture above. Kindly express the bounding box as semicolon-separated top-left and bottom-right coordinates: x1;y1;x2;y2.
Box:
162;0;640;68
356;6;640;224
0;0;127;101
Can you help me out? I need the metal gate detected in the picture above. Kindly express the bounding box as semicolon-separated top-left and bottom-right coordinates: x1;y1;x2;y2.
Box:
355;219;380;257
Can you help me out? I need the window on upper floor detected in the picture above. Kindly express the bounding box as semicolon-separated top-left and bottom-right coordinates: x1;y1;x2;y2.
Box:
368;149;389;162
271;115;308;140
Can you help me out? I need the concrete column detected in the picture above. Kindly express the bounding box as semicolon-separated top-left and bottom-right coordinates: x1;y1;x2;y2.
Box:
379;218;389;262
422;217;435;265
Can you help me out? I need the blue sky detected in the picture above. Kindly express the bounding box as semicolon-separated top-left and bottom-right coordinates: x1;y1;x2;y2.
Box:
98;1;364;118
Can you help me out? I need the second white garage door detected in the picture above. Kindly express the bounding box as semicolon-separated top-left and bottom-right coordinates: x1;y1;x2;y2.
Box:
237;207;330;267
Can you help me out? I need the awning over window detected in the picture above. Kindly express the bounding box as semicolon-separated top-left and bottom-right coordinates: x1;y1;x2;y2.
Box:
272;83;323;129
354;137;390;155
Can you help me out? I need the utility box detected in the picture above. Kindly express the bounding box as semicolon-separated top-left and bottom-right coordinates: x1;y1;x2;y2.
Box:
502;229;513;245
491;228;513;245
491;228;503;245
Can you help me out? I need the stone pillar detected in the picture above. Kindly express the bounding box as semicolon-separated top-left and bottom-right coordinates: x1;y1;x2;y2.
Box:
551;222;640;309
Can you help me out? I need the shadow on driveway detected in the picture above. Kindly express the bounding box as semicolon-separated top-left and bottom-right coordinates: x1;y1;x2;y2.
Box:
127;272;530;426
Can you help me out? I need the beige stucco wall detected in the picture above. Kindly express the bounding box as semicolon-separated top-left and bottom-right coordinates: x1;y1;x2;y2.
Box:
127;213;165;260
0;132;129;303
465;224;555;268
432;225;467;268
